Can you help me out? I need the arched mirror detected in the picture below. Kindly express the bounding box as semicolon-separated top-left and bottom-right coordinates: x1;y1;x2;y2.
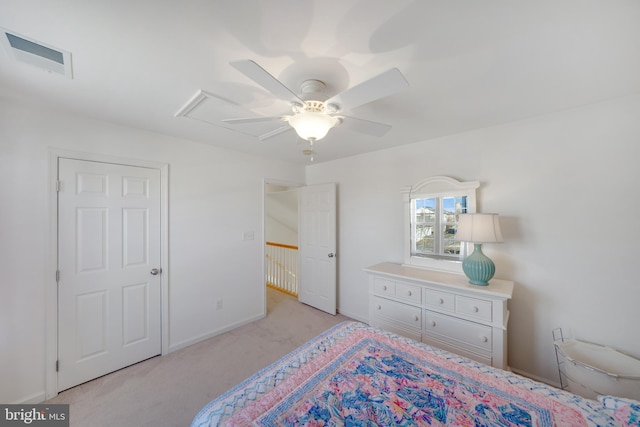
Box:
401;176;479;273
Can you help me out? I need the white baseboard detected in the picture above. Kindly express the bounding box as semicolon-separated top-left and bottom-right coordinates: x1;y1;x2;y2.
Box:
12;391;46;404
510;367;561;389
336;308;367;324
168;313;266;353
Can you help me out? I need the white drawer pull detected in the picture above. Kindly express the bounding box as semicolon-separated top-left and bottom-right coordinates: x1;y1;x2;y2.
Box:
414;315;419;322
377;305;382;310
482;336;488;343
439;298;444;304
383;285;387;291
407;291;412;296
431;321;436;327
473;306;479;313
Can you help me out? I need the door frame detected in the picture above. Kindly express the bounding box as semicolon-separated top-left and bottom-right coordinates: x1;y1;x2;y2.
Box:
46;148;170;399
261;178;303;315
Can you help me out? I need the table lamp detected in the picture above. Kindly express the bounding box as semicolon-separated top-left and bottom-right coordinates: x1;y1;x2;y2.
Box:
455;213;503;285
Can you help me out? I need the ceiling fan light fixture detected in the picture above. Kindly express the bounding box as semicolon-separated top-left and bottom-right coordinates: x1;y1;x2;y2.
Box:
288;110;338;141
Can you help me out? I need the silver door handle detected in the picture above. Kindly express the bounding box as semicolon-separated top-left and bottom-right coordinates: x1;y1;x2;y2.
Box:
150;268;162;276
328;253;335;258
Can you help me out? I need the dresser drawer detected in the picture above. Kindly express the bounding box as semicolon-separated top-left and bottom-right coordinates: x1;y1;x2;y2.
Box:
424;289;455;312
424;311;492;353
373;318;422;342
422;335;492;366
395;282;422;303
456;296;492;321
373;277;396;297
373;296;421;329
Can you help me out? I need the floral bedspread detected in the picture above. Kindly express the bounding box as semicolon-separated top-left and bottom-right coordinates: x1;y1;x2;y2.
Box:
191;322;619;426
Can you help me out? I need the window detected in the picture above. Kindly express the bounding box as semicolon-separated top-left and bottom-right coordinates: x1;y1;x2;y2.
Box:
412;195;468;258
402;176;479;272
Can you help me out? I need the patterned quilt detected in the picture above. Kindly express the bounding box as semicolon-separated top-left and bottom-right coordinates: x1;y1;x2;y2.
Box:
191;321;622;426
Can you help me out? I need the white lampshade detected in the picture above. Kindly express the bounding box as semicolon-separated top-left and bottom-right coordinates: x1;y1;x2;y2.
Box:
288;111;339;141
455;213;503;243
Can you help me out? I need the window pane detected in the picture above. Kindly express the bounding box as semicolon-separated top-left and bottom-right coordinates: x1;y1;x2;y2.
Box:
442;196;467;222
415;223;434;253
456;196;468;216
441;196;467;256
442;224;461;254
413;198;435;255
415;198;435;222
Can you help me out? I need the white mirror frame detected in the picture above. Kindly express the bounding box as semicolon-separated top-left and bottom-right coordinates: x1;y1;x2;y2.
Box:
401;176;479;274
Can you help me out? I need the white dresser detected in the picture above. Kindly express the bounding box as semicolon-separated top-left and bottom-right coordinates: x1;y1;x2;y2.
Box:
365;262;514;370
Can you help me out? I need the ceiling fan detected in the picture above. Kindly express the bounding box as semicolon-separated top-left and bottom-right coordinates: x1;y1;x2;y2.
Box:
223;60;409;143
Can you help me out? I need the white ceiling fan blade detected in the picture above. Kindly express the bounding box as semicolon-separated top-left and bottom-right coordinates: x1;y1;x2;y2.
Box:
222;116;283;124
340;116;392;137
231;60;304;104
258;125;293;141
325;68;409;112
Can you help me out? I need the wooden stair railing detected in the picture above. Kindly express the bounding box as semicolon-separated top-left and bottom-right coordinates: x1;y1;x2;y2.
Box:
265;241;298;297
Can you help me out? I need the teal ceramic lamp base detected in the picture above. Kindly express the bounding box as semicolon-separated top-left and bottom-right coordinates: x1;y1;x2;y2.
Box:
462;243;495;286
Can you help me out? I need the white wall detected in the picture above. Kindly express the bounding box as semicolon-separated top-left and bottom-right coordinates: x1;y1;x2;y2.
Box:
0;98;304;404
265;189;299;246
306;94;640;384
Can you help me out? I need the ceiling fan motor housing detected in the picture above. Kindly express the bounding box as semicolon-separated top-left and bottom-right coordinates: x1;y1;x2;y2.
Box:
300;79;327;99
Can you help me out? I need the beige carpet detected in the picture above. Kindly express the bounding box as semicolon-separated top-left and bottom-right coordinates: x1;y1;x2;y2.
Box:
46;288;351;427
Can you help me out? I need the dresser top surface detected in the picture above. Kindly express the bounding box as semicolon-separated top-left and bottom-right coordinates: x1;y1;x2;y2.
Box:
364;262;514;299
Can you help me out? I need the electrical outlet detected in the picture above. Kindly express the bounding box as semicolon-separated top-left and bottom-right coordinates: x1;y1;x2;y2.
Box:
216;298;223;310
242;231;254;241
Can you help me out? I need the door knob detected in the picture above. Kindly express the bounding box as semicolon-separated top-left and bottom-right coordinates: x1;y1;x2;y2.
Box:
150;268;162;276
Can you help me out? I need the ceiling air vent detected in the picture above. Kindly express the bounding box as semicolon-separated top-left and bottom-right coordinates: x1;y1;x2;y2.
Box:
1;28;73;78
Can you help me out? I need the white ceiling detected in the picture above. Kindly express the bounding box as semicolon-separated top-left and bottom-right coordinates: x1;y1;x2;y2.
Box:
1;1;639;165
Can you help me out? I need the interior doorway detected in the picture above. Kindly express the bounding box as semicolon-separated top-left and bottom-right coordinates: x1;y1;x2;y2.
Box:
262;180;337;316
264;183;300;306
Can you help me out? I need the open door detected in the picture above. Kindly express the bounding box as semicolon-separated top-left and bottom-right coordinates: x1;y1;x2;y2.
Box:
298;183;336;315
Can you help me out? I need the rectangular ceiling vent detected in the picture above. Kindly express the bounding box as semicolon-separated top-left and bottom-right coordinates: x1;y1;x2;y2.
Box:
1;28;73;78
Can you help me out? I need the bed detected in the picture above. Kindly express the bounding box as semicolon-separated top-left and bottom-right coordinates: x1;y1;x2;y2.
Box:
191;321;639;426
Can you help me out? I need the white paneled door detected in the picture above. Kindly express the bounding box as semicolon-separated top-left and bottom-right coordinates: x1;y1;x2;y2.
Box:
298;183;337;315
57;158;162;391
